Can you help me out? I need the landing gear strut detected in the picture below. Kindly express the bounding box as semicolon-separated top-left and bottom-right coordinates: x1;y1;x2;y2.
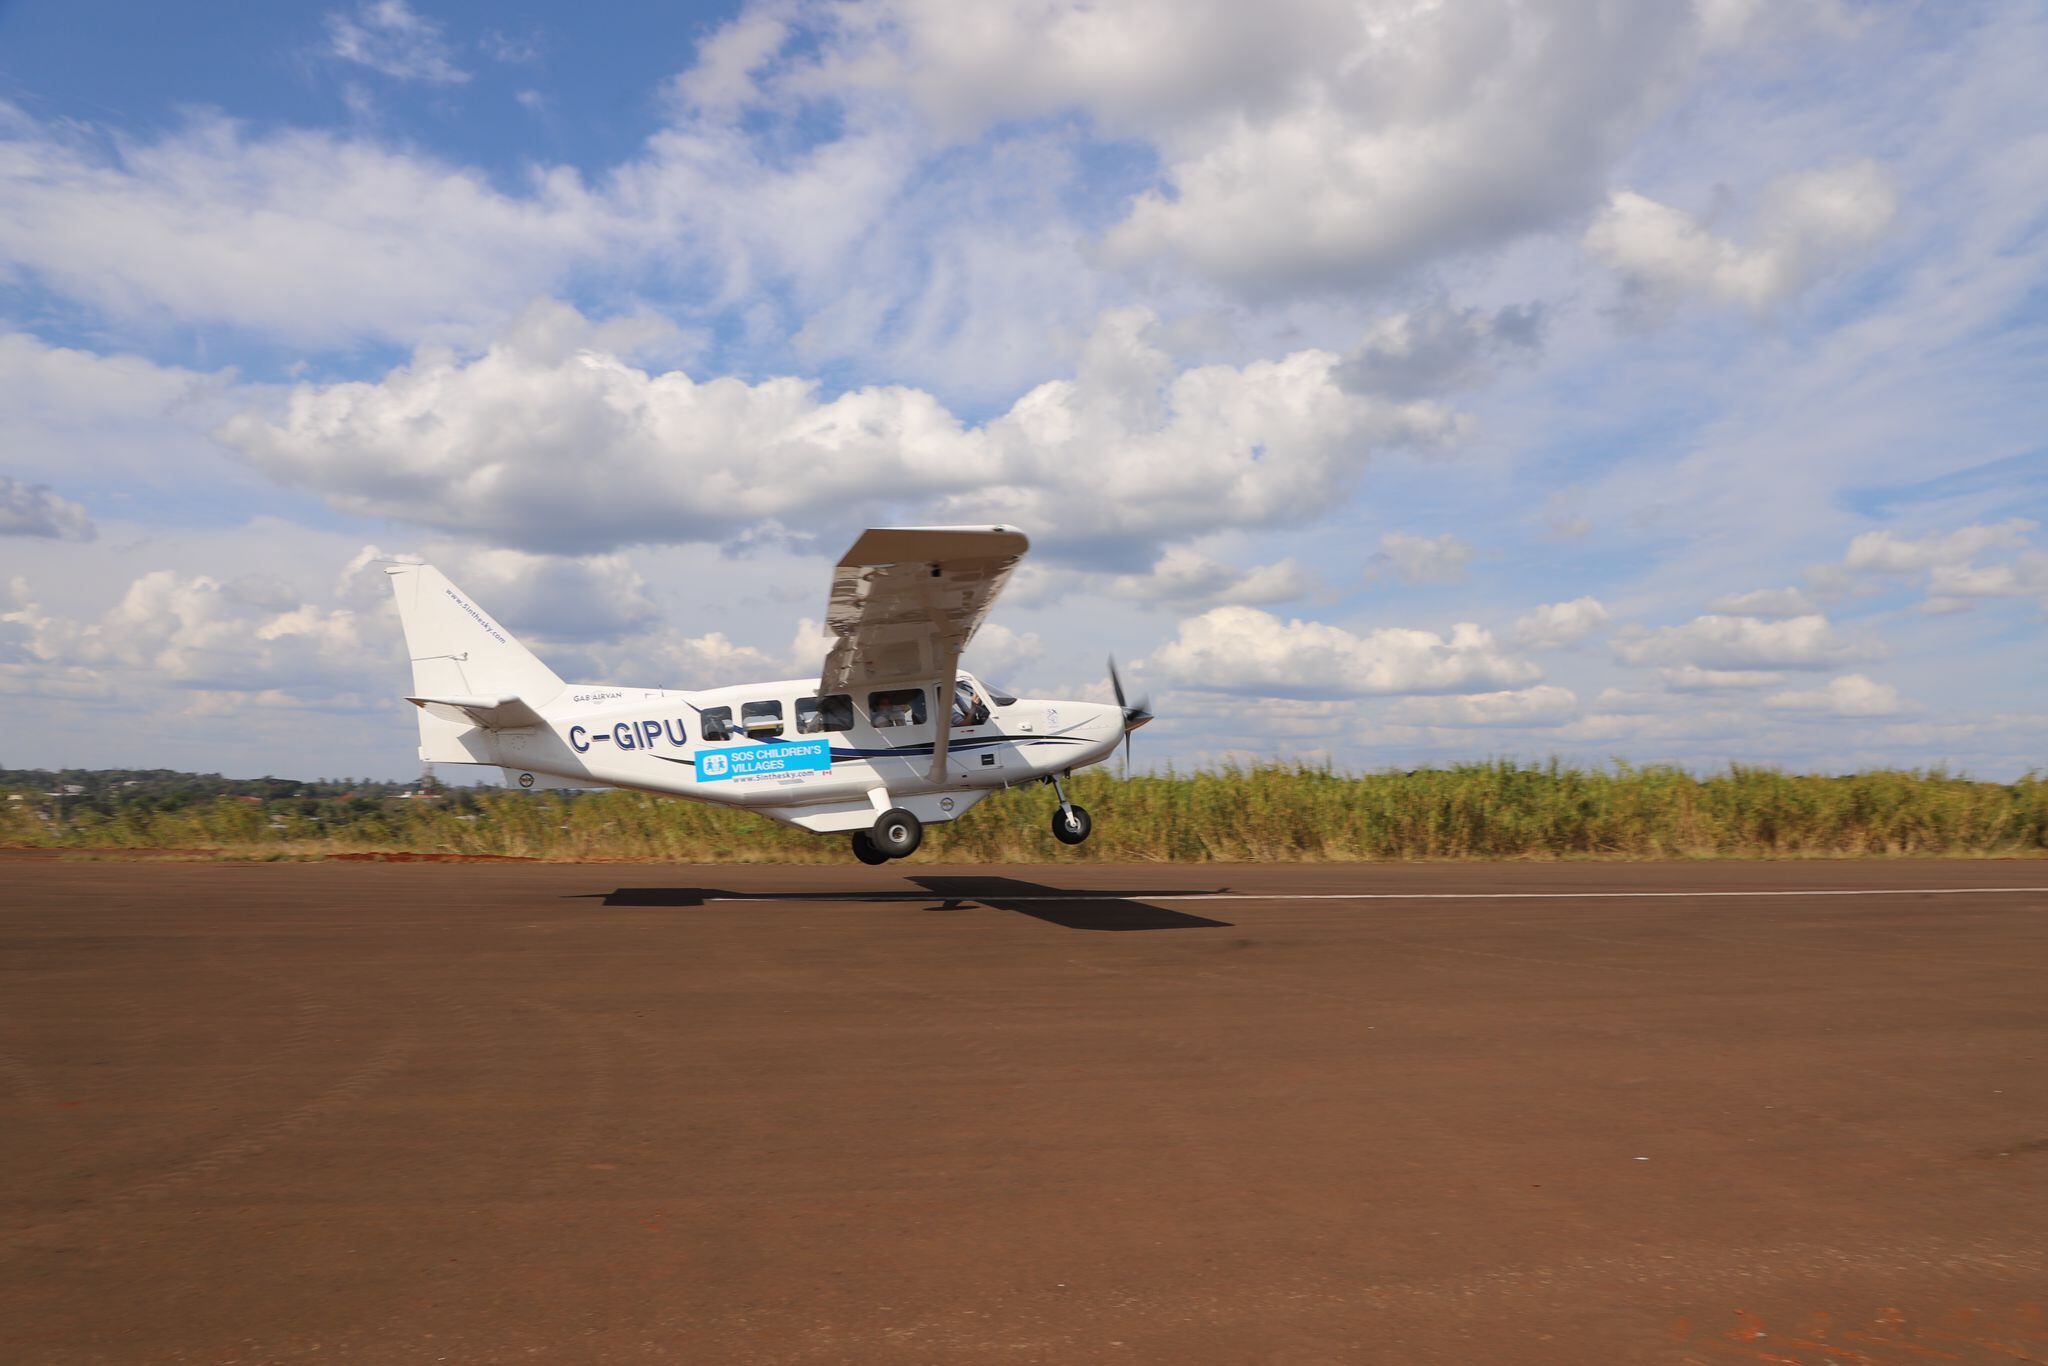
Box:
1048;773;1091;846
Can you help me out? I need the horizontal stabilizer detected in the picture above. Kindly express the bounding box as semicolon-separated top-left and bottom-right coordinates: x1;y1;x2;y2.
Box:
408;694;548;730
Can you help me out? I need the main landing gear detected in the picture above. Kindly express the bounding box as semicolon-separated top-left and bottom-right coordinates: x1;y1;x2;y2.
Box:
846;781;1094;862
851;807;922;863
1048;772;1091;846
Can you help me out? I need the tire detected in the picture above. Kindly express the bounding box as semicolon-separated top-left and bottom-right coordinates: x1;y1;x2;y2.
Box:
850;830;891;865
1051;804;1092;845
871;807;923;858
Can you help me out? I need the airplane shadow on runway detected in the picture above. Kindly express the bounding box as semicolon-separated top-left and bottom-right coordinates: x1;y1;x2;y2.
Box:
908;877;1230;931
581;877;1232;931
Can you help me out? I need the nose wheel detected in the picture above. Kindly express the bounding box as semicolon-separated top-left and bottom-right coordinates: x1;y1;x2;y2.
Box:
1047;772;1092;846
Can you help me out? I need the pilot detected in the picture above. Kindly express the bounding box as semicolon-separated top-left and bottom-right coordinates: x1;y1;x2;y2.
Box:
952;679;988;728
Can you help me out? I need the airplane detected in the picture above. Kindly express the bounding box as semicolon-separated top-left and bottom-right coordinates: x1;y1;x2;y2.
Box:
385;525;1152;863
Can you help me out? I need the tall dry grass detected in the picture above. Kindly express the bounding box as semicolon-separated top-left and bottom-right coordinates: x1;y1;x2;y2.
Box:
5;762;2044;861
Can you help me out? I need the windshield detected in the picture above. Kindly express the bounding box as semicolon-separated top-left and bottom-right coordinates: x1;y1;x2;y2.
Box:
975;678;1019;706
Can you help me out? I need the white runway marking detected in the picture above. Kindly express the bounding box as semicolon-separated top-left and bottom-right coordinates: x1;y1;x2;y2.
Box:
702;886;2048;904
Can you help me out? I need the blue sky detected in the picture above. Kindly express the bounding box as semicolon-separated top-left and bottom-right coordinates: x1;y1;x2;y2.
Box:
1;0;2044;780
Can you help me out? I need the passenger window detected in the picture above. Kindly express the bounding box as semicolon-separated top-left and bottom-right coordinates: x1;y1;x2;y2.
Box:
796;694;854;734
701;706;734;742
741;700;784;738
867;688;928;729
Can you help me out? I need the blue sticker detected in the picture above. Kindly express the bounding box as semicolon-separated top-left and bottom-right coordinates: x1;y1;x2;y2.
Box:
697;738;832;782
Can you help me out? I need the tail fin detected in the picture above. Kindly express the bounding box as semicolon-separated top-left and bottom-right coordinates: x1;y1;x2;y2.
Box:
385;564;566;762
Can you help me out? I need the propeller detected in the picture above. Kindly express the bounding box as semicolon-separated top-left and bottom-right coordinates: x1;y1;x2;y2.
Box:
1108;656;1154;776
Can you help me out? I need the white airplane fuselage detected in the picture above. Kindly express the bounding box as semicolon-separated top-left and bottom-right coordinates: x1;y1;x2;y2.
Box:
475;675;1127;833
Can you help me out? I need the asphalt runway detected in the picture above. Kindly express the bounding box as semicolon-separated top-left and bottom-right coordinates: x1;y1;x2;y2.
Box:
2;860;2045;1364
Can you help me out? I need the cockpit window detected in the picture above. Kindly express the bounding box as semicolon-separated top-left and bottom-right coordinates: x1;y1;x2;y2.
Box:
951;679;990;728
977;680;1019;706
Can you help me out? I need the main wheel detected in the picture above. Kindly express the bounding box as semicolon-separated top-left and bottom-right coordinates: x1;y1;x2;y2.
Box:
850;830;891;865
1051;804;1092;845
871;807;923;858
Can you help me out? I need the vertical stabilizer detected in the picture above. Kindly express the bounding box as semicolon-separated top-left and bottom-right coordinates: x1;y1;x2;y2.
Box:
385;564;567;762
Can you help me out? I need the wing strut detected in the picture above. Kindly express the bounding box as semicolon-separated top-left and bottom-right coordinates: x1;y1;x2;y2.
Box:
926;647;960;785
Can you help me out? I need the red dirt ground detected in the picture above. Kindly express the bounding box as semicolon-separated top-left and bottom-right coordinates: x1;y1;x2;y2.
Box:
2;860;2043;1363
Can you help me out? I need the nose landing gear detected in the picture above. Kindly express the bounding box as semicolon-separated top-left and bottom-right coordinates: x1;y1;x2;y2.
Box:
1047;772;1091;846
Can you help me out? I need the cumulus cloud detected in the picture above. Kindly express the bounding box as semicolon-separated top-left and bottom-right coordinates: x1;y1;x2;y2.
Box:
0;478;95;541
669;5;794;115
1842;519;2036;573
5;548;819;708
1336;303;1544;399
1386;685;1578;728
1089;2;1707;295
0;108;599;345
1764;674;1905;717
1374;532;1475;586
622;631;784;691
3;570;376;696
220;302;1463;559
1925;553;2048;610
1707;586;1815;617
1612;613;1870;670
1512;596;1611;649
0;330;228;419
1837;520;2047;614
698;0;1776;301
1690;0;1861;51
1102;547;1313;607
1658;665;1787;691
337;543;660;643
960;621;1044;682
326;0;469;84
797;0;1349;136
1584;160;1898;311
0;333;251;491
593;611;1039;694
0;0;1863;366
1151;605;1539;698
1589;686;1678;715
1559;708;1750;745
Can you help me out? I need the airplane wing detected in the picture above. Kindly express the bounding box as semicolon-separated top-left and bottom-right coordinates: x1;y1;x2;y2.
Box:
819;525;1029;783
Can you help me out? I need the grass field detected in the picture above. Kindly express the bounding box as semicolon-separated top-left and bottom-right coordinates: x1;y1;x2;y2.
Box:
6;761;2045;861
